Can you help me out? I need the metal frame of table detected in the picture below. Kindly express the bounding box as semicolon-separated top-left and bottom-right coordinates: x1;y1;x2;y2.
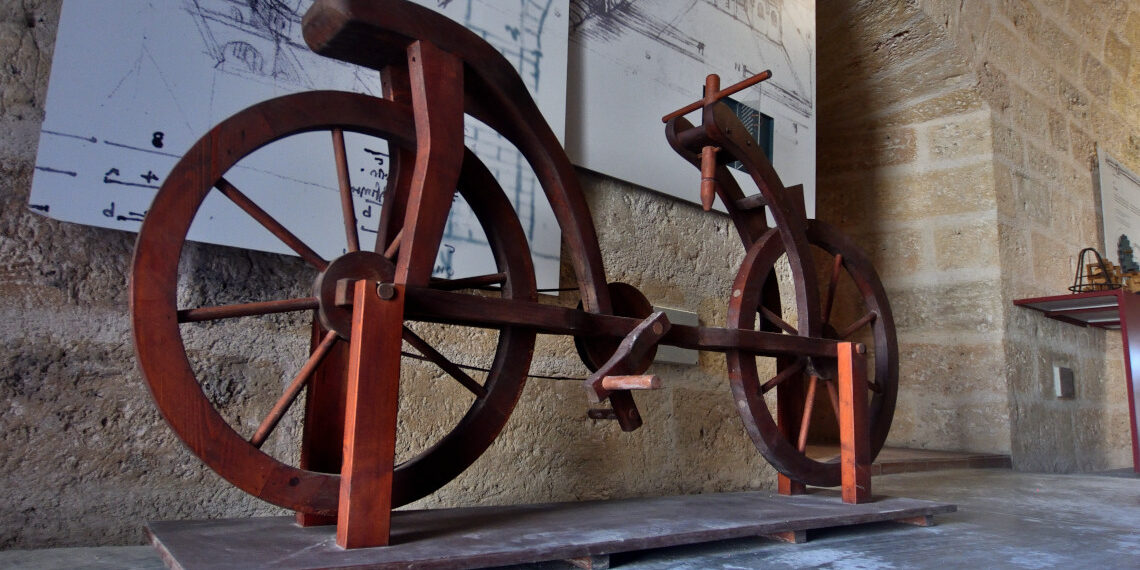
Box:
1014;289;1140;472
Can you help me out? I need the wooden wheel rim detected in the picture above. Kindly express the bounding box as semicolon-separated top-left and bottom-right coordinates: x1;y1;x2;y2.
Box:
130;91;536;514
726;220;898;487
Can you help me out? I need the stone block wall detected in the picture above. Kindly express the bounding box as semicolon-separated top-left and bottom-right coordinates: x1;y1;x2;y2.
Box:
917;0;1140;471
816;3;1009;454
816;0;1140;471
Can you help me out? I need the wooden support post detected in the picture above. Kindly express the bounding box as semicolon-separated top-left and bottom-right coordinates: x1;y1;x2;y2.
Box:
337;280;404;549
296;318;348;527
838;342;871;504
778;473;807;496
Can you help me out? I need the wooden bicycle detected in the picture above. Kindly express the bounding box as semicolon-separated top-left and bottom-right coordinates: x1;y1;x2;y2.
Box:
130;0;897;548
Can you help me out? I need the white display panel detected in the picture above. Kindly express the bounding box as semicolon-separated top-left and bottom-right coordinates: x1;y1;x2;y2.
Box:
30;0;568;288
566;0;815;216
1098;146;1140;266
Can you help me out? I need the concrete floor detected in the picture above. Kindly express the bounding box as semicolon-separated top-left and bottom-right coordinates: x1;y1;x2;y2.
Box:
1;467;1137;569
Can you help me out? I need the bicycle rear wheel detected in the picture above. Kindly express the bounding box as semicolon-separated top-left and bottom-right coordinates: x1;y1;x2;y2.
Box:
727;221;898;487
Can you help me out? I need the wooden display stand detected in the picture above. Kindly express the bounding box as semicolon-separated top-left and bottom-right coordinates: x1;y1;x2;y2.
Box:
148;492;955;569
1015;290;1140;473
149;327;942;569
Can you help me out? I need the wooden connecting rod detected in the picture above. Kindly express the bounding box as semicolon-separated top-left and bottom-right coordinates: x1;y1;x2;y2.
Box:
661;69;772;123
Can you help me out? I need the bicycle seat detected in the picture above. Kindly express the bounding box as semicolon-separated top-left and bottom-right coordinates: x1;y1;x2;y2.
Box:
303;0;515;91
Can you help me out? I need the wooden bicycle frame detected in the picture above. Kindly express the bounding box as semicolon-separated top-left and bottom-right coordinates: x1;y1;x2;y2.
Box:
297;0;873;548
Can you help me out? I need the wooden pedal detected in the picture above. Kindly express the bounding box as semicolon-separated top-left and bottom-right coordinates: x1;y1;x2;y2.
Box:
600;375;662;391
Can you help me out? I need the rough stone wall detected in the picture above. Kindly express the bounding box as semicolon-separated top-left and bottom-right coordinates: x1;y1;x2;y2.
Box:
818;0;1140;471
816;3;1010;454
918;0;1140;471
0;0;773;549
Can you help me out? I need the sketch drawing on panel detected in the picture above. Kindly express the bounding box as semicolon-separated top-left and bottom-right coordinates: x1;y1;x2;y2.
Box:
30;0;568;288
566;0;815;215
184;0;313;87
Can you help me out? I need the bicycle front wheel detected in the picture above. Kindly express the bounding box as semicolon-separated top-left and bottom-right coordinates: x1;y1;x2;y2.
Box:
131;91;537;514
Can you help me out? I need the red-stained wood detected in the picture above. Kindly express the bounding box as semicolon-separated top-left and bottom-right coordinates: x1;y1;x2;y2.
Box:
583;312;671;432
726;221;897;489
250;330;339;449
762;360;805;394
699;145;720;211
777;474;807;496
337;280;404;548
214;177;329;271
177;297;319;323
296;318;349;527
428;272;506;291
664;117;768;249
375;65;414;257
303;0;613;316
697;74;721;212
600;375;662;391
838;342;871;504
331;128;360;253
760;306;798;335
394;41;464;286
128;0;906;520
401;326;486;397
1112;291;1140;473
382;227;403;260
661;70;772;123
770;267;807;497
839;311;878;340
583;312;669;404
796;376;818;453
131;91;414;517
400;286;838;359
822;254;844;323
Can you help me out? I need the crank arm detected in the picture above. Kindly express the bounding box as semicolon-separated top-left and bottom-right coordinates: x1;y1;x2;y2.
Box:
401;286;839;359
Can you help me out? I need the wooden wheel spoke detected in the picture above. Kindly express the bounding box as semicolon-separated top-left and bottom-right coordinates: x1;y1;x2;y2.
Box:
177;297;320;323
383;227;404;261
429;273;507;291
761;359;806;394
821;253;843;323
250;330;339;449
839;311;878;340
401;326;487;398
332;128;360;253
797;375;819;452
760;306;798;335
824;379;841;420
215;177;328;271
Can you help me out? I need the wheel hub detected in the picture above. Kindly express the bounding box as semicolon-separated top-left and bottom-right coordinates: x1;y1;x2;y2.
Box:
313;250;395;338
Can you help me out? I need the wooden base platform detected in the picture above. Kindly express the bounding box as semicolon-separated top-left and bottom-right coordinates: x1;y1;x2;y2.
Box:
147;491;956;569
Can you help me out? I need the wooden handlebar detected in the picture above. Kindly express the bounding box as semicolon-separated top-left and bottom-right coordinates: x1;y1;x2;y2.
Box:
661;70;772;123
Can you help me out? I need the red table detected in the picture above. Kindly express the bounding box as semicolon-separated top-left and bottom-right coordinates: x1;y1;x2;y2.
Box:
1014;290;1140;472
